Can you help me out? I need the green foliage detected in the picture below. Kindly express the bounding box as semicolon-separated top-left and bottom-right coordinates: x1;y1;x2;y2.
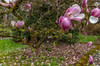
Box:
78;34;99;43
59;56;65;61
0;39;27;53
7;0;85;47
46;47;52;52
60;27;79;45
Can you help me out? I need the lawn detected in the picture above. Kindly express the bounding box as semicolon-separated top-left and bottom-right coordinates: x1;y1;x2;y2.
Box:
0;39;27;53
78;34;99;43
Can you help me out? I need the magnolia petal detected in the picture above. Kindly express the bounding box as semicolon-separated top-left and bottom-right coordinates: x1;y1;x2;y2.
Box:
89;55;93;64
91;8;100;17
64;4;81;18
72;13;85;21
61;17;71;31
26;4;31;9
16;21;24;28
4;0;15;5
59;16;64;25
4;0;10;3
11;21;16;27
0;2;12;7
71;4;81;16
88;41;92;46
16;21;22;28
82;0;87;7
89;16;98;24
21;21;24;25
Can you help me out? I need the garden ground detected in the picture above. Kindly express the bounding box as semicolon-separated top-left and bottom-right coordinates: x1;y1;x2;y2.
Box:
0;34;100;66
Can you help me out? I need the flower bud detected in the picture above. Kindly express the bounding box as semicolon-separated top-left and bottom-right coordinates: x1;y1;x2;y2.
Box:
61;17;71;31
89;55;93;64
26;4;31;9
82;0;87;7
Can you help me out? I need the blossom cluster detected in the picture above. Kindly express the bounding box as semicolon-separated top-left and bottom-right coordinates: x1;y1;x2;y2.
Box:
59;0;100;31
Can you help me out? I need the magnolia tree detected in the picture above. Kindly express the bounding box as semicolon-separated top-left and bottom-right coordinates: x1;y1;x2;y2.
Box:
0;0;100;49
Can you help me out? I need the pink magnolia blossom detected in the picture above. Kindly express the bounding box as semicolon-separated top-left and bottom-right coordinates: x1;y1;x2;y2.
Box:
3;0;17;6
71;27;74;30
64;4;85;21
82;0;87;7
86;8;90;14
11;21;24;28
16;57;18;59
59;16;64;25
74;24;77;27
81;9;84;12
87;22;89;25
28;26;30;30
26;4;31;9
40;4;43;7
91;8;100;17
88;41;92;46
47;41;49;43
16;21;24;28
89;8;100;24
89;55;93;64
84;20;86;23
48;35;52;39
61;17;71;31
25;14;29;18
79;26;82;30
56;20;58;23
0;2;12;7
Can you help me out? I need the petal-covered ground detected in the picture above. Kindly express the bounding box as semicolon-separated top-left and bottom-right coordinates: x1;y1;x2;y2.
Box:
92;49;100;66
0;43;96;66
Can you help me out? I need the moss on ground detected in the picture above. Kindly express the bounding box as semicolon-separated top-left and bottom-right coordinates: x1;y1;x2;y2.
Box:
75;45;100;66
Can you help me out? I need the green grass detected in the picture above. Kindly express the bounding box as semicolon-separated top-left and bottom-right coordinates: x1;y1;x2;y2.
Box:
0;39;27;53
78;34;100;43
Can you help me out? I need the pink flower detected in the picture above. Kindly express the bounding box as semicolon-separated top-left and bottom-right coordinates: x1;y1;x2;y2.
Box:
61;17;71;31
79;26;82;30
25;14;29;18
11;21;24;28
87;22;89;25
88;41;92;46
47;41;49;43
91;8;100;17
84;20;86;23
64;4;85;21
74;24;77;27
28;26;30;30
16;57;18;59
71;27;74;30
0;2;12;7
56;20;58;23
16;21;24;28
40;4;42;7
86;8;90;14
59;16;64;25
82;0;87;7
3;0;17;6
89;8;100;24
26;4;31;9
89;55;93;64
48;35;52;39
